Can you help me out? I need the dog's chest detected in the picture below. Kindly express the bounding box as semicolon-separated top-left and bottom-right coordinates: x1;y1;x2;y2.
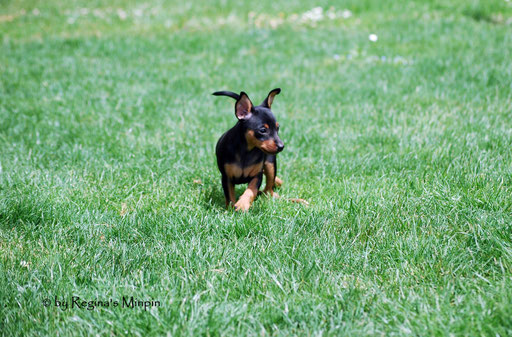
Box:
224;161;263;179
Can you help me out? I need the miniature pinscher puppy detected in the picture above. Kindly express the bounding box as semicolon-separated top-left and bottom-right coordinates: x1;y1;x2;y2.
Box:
213;88;284;211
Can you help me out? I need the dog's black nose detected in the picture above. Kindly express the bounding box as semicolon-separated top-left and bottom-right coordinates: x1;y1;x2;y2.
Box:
277;143;284;152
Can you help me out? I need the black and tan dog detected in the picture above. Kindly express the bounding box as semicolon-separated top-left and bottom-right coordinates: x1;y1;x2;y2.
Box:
213;88;284;211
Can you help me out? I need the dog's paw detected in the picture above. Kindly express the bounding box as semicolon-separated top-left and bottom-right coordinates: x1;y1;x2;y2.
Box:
234;198;251;211
274;177;283;187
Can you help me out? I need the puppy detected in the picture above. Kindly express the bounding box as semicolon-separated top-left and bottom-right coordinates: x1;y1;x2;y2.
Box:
213;89;284;211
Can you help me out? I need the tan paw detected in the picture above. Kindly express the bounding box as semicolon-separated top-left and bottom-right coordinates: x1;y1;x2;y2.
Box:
274;177;283;187
234;198;251;211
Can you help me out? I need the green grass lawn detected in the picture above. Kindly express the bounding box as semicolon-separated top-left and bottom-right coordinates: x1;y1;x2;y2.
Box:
1;0;512;335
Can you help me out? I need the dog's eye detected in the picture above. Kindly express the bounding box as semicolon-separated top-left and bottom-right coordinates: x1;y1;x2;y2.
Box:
259;127;267;133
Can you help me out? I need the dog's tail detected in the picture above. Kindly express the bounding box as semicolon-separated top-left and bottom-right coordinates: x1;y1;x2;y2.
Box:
212;91;240;100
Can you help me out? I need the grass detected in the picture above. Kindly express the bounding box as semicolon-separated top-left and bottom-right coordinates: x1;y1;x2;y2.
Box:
1;0;512;335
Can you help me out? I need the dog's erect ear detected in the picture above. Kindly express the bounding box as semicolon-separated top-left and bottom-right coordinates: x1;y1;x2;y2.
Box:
235;92;253;120
260;88;281;109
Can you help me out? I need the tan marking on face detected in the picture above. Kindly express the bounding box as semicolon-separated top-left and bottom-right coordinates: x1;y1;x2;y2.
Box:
264;123;269;129
224;163;243;179
260;140;278;154
276;122;279;128
245;130;261;151
246;130;278;154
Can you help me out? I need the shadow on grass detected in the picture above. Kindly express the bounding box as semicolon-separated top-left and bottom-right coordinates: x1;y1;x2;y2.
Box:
198;182;227;212
0;193;61;232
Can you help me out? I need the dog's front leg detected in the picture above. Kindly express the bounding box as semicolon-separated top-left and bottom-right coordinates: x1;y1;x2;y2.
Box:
234;174;262;211
221;174;236;207
263;155;279;197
